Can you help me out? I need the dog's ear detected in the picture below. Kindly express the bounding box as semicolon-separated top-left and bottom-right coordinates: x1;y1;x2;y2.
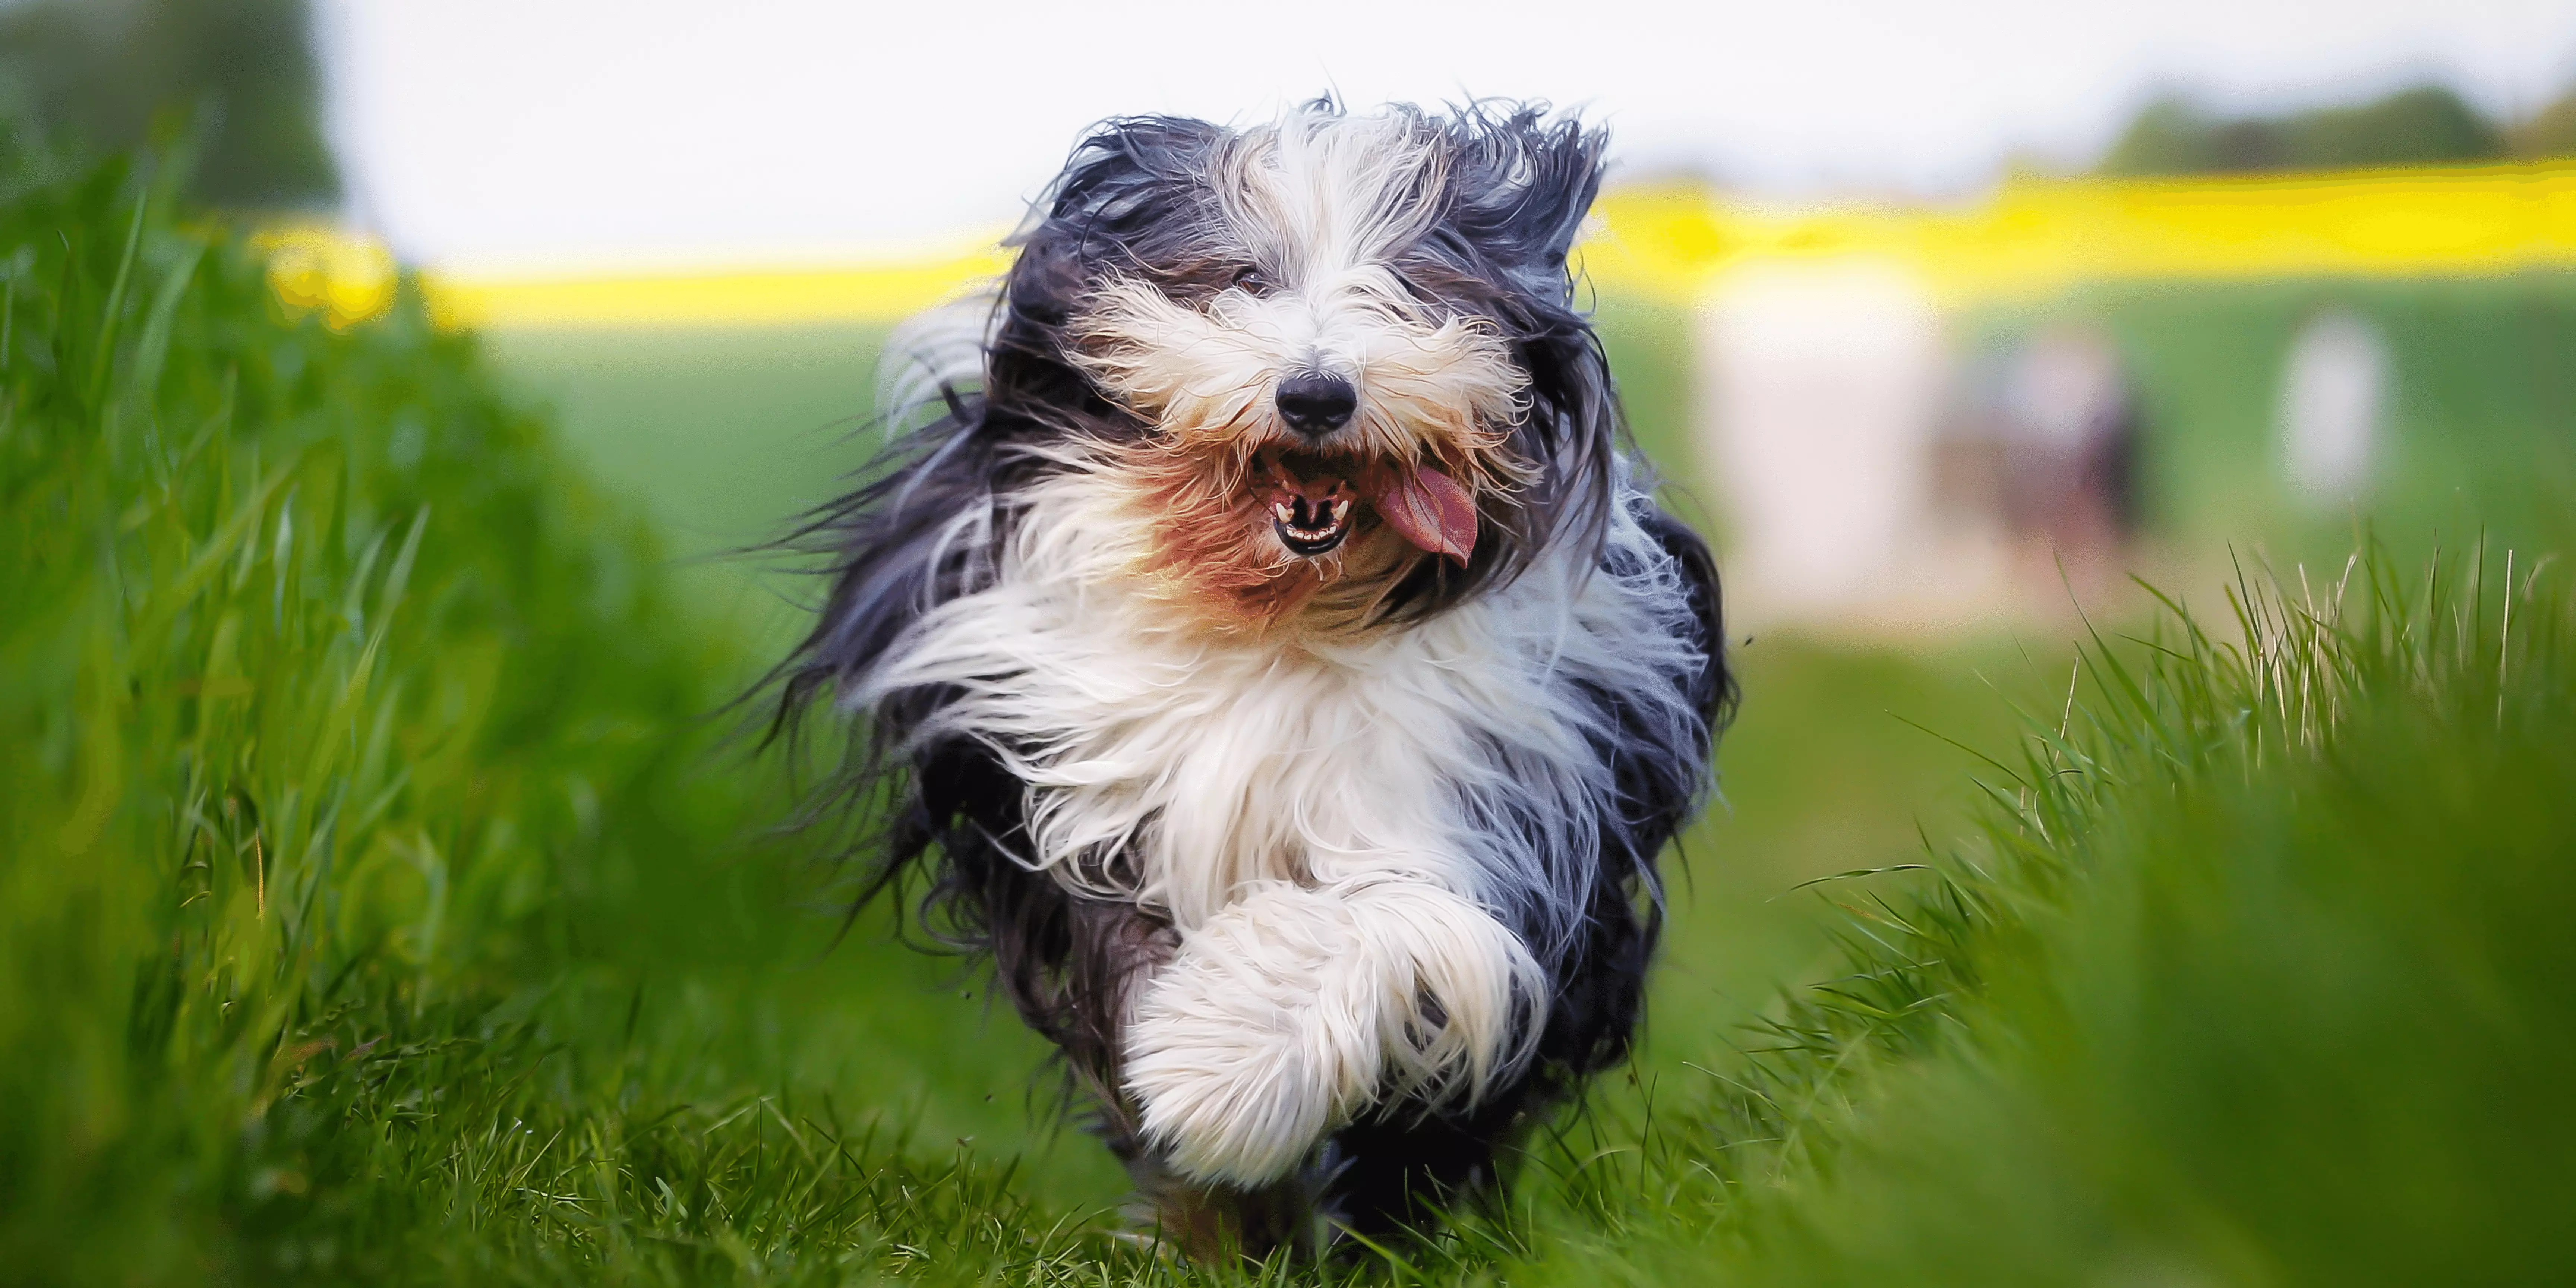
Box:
1434;107;1618;574
1008;117;1227;325
1446;105;1608;289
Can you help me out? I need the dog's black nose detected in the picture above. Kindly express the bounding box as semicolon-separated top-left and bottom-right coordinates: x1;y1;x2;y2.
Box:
1276;372;1358;436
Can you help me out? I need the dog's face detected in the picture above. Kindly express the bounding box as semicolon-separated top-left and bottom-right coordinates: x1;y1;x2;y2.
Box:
991;104;1616;631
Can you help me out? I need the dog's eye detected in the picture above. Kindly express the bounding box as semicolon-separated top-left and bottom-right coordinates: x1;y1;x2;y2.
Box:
1232;265;1273;294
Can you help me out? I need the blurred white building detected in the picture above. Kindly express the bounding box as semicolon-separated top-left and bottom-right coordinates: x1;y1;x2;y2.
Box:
1693;259;2024;631
1697;259;1941;621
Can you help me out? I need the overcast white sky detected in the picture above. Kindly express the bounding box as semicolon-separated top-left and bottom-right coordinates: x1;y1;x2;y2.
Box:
317;0;2576;273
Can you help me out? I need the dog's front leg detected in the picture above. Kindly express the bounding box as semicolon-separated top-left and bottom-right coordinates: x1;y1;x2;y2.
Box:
1122;876;1541;1187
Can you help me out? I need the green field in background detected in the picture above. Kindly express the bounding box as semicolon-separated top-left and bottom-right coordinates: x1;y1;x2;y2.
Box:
487;272;2576;622
473;276;2576;619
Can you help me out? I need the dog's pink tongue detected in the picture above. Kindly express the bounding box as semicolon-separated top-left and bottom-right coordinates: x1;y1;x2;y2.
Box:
1371;464;1477;566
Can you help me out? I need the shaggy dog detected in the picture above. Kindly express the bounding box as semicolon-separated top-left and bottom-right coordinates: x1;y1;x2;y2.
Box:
774;100;1729;1259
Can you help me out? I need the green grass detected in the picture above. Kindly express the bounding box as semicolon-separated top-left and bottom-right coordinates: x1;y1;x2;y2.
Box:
1588;539;2576;1285
11;139;2573;1285
0;146;1108;1281
480;325;891;660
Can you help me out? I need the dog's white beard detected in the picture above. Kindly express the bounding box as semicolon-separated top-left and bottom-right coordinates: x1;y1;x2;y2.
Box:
1124;877;1542;1186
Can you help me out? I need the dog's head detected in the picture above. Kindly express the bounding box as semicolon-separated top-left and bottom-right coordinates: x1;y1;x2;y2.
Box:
984;101;1617;631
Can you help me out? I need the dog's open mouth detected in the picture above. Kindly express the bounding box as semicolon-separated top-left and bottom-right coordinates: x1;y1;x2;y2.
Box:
1256;448;1479;565
1270;491;1351;556
1260;449;1354;556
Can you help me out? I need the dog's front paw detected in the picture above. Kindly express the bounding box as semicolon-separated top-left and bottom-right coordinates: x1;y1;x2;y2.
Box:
1123;885;1380;1187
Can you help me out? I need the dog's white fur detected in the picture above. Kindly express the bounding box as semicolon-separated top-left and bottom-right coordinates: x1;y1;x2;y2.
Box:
859;464;1700;1184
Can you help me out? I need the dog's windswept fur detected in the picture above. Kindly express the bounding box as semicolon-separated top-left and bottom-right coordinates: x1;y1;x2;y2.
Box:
774;100;1730;1258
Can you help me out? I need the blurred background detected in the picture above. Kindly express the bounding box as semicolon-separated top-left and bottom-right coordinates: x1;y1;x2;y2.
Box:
14;0;2564;628
14;0;2569;609
11;0;2570;1207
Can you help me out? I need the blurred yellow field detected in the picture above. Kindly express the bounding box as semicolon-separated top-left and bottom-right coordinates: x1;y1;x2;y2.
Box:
260;162;2576;334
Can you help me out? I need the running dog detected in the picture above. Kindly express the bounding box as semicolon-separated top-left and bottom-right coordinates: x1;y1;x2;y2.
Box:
775;99;1729;1259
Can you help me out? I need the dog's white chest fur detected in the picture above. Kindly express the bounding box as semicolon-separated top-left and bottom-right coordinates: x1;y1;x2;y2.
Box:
871;488;1692;923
